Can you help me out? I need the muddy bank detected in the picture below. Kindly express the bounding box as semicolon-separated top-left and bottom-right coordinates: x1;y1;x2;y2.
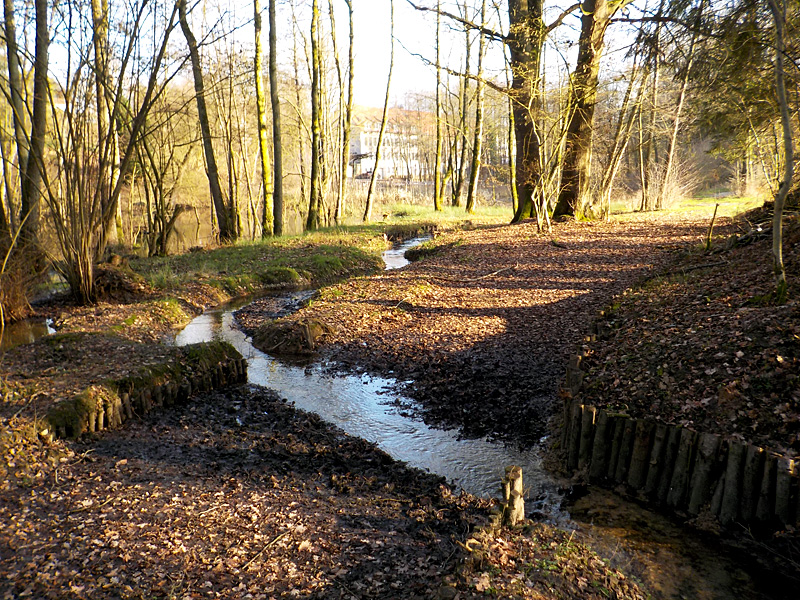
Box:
0;385;647;600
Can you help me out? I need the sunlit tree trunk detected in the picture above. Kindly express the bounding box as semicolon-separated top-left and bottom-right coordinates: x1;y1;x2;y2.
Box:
509;0;545;224
767;0;792;296
655;3;702;210
553;0;615;218
255;0;274;236
307;0;324;230
178;0;235;242
433;0;444;211
269;0;284;235
466;0;487;214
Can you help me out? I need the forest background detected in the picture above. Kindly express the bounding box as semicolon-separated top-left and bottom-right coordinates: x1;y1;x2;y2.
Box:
0;0;796;316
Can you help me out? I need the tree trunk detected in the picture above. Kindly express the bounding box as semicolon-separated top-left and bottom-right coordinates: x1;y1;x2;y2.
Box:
768;0;792;296
465;0;487;214
255;0;274;237
178;0;235;242
363;0;394;223
553;0;614;219
269;0;284;235
336;0;355;224
19;0;49;251
508;0;545;224
433;0;444;212
307;0;324;230
655;3;702;210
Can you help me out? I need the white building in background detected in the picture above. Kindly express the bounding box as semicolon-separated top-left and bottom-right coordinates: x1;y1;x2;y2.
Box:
349;106;429;181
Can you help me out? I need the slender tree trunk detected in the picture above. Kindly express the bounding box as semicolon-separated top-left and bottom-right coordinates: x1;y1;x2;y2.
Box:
600;55;644;215
655;4;702;210
3;0;31;244
553;0;614;218
335;0;355;224
255;0;274;236
363;0;394;223
178;0;235;242
767;0;792;295
465;0;487;214
19;0;48;253
269;0;284;235
307;0;324;230
91;0;122;258
433;0;444;211
453;2;472;207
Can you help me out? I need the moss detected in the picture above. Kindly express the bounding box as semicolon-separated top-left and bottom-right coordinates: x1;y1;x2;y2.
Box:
259;266;304;285
46;386;112;437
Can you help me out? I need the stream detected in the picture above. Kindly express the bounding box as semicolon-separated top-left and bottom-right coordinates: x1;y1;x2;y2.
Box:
172;236;788;599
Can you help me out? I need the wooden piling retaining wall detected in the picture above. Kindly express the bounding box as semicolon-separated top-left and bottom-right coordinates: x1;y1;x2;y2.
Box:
562;355;800;529
44;342;248;440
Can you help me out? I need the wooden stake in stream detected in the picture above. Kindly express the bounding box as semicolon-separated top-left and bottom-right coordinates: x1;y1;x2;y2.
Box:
502;466;525;526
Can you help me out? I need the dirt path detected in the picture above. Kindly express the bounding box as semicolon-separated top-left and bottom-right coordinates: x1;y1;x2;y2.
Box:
238;214;716;445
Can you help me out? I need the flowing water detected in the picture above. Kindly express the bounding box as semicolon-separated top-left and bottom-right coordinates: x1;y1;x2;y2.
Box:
173;237;792;599
6;237;789;597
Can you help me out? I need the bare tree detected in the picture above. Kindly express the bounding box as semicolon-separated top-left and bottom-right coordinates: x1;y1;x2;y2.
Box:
269;0;285;235
255;0;274;236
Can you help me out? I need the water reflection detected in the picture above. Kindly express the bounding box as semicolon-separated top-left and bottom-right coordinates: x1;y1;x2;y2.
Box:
381;235;432;270
0;319;56;353
174;307;563;513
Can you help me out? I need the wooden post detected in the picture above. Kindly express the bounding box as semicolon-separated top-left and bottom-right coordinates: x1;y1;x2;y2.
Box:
740;445;765;522
756;454;777;522
607;417;625;479
720;441;745;525
666;428;697;509
656;426;683;505
687;432;721;516
121;393;132;420
775;457;795;525
589;410;610;482
502;466;525;526
578;406;596;470
627;420;655;490
567;403;583;471
644;424;669;497
614;419;637;484
88;411;97;433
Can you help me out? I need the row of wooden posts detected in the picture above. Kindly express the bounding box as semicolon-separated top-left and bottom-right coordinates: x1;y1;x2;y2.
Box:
562;356;800;529
47;357;248;440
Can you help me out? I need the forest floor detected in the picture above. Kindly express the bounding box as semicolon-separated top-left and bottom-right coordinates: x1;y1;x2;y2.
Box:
2;204;799;598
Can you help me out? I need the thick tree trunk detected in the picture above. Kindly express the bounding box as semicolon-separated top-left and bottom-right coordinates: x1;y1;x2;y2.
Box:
178;0;235;242
508;0;545;224
553;0;613;218
17;0;49;250
269;0;284;235
255;0;274;237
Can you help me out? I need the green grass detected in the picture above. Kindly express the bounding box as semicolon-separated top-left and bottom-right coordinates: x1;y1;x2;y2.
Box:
610;195;762;220
129;203;510;295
